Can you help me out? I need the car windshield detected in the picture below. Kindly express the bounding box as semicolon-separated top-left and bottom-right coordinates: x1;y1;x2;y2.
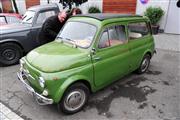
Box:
22;10;35;24
57;21;96;48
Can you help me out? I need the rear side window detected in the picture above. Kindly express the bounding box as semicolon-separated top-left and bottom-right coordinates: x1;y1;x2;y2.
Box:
128;22;149;40
98;25;127;48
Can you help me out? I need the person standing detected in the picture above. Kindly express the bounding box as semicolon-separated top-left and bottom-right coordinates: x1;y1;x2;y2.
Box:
38;11;68;45
69;8;82;16
38;8;82;45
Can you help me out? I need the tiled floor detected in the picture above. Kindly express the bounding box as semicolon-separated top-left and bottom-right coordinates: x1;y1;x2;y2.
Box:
0;103;23;120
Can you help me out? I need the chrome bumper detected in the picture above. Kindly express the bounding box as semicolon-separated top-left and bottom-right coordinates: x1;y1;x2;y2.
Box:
17;72;53;105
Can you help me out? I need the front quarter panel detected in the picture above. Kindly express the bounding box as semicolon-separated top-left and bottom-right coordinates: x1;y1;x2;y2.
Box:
53;74;92;103
42;63;94;103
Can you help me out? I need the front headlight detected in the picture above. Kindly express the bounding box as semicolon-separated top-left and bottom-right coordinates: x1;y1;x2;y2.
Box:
39;77;45;88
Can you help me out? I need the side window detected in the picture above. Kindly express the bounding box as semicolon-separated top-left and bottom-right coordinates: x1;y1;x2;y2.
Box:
98;30;109;48
98;25;127;49
128;22;149;40
36;11;55;25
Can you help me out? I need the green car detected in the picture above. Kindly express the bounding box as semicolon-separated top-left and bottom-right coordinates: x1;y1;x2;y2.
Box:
17;14;155;114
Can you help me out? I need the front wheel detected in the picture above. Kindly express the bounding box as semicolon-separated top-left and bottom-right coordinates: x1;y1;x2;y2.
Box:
58;83;89;114
137;54;151;74
0;43;23;66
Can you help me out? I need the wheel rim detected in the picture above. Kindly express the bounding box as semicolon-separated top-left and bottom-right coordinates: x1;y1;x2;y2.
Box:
2;49;16;61
141;57;149;72
64;89;86;111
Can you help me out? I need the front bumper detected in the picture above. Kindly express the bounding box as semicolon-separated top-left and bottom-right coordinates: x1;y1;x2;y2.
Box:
17;72;53;105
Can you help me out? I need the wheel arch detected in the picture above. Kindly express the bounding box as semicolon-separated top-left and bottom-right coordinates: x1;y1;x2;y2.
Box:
0;39;25;54
137;49;152;69
145;51;152;58
142;49;153;60
54;75;92;103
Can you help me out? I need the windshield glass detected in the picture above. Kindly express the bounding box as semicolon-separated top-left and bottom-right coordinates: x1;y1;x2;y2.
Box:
57;21;97;48
22;10;35;24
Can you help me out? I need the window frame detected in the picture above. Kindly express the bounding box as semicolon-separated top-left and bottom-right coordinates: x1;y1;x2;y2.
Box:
127;21;150;41
97;23;128;50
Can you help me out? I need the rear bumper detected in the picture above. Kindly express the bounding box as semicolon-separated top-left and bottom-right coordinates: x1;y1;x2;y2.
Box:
17;72;53;105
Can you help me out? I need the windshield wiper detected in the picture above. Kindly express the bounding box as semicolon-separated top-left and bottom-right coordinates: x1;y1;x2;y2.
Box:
58;36;77;48
26;17;32;22
22;15;27;20
57;36;63;39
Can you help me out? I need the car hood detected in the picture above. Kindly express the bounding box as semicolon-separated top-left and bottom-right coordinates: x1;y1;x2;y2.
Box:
0;23;30;34
26;41;90;73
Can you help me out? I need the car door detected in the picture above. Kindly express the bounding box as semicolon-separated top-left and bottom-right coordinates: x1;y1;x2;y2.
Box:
92;24;130;87
127;21;152;71
30;10;56;47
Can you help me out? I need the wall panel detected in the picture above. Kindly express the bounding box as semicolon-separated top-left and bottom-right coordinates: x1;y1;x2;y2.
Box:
103;0;137;14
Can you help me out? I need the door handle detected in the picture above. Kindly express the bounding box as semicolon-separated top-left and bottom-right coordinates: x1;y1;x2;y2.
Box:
93;56;101;61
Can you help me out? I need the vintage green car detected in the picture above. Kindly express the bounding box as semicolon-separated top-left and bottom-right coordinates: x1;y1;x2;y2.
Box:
17;14;155;114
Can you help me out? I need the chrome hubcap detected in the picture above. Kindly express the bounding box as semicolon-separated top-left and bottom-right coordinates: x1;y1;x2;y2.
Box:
64;90;86;111
2;49;16;60
141;58;149;72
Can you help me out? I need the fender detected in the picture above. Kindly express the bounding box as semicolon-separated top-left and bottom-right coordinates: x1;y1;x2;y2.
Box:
53;75;92;103
0;39;24;50
0;39;22;46
143;47;154;58
140;49;153;63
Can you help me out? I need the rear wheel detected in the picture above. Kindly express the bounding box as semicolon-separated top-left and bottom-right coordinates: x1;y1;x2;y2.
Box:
0;43;23;66
137;54;151;74
58;83;89;114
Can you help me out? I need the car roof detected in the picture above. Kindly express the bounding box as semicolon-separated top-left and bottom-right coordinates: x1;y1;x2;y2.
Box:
28;3;59;12
74;13;143;21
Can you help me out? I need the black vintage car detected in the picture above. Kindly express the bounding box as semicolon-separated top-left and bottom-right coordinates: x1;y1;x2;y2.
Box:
0;4;60;66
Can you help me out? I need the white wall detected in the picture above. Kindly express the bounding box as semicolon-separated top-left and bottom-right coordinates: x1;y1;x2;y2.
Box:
136;0;170;29
0;1;2;11
40;0;60;5
40;0;64;11
79;0;103;14
164;0;180;34
40;0;103;14
15;0;26;15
